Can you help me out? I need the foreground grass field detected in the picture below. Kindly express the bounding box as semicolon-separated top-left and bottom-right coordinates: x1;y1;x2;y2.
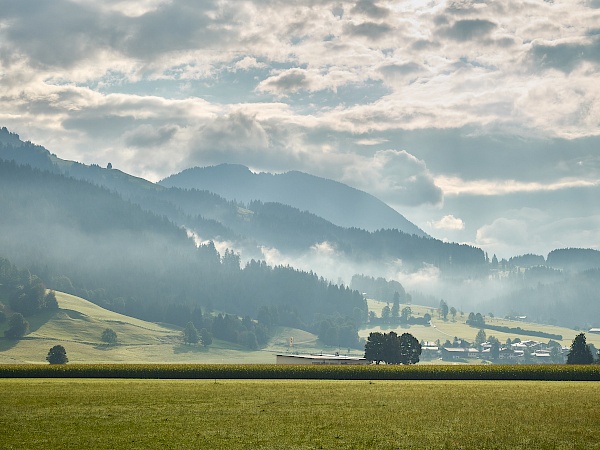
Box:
1;379;599;449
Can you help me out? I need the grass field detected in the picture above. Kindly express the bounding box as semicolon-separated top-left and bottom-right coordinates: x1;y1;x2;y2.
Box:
363;299;600;349
1;293;597;365
0;292;319;364
1;378;599;449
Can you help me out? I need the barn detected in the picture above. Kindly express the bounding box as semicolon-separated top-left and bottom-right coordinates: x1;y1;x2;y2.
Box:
276;353;369;365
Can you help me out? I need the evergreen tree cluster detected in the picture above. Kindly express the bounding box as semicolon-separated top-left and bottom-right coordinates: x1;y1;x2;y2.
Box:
0;161;367;343
0;257;58;317
350;274;407;303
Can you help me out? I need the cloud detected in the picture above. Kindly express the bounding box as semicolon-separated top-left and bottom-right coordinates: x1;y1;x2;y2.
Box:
233;56;266;71
0;0;599;256
123;124;178;148
190;111;271;158
350;0;390;19
344;21;393;40
429;215;465;231
528;37;600;73
476;217;530;248
257;69;312;95
341;149;443;207
440;19;497;42
436;176;600;197
475;209;600;258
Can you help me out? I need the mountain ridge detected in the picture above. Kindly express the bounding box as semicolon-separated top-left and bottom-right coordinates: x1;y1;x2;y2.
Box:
160;164;427;237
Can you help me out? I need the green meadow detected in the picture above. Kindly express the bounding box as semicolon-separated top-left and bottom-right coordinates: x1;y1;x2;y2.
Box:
2;292;596;366
363;299;600;349
1;378;599;449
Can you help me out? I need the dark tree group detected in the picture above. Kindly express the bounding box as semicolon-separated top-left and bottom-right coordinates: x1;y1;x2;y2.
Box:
364;331;422;365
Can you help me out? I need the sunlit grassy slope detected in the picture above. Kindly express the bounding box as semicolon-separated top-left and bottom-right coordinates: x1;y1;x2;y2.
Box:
363;299;600;349
0;292;322;364
1;293;596;365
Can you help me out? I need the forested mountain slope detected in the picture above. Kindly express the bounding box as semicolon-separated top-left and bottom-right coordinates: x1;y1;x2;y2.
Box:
160;164;427;236
0;127;484;272
0;160;367;340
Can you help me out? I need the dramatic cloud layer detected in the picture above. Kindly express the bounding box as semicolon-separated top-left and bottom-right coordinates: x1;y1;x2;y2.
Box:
1;0;599;257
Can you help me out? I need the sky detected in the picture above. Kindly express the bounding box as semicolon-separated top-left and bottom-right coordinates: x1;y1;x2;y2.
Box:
1;0;599;259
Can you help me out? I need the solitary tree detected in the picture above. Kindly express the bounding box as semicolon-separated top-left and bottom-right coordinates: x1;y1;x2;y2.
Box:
4;313;29;339
101;328;118;345
567;333;594;364
183;321;199;345
46;345;68;364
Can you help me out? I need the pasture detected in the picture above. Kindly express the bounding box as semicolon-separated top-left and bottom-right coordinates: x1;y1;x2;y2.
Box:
1;378;599;449
363;299;600;349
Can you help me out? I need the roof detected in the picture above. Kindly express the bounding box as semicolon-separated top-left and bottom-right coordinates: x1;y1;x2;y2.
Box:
442;347;479;353
276;353;366;361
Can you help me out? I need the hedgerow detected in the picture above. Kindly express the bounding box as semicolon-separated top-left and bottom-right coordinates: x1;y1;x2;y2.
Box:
1;364;600;380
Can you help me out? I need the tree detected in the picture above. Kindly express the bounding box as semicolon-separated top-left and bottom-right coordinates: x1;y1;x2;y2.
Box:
383;331;401;364
391;297;400;322
101;328;117;344
400;306;412;323
365;331;421;365
182;321;199;345
398;333;421;365
381;305;391;323
364;332;385;364
439;300;448;320
550;345;564;364
45;291;59;310
450;307;457;321
567;333;594;364
490;342;500;361
475;329;487;347
4;313;29;339
46;345;68;364
200;328;212;347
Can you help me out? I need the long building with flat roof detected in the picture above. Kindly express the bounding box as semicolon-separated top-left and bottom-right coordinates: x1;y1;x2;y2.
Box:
276;353;369;365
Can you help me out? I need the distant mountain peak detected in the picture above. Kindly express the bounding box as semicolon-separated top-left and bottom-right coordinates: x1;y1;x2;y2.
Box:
161;164;427;237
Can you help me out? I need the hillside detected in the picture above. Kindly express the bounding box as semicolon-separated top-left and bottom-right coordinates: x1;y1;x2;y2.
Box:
2;127;598;331
0;160;368;341
0;127;485;272
160;164;427;236
361;299;600;350
0;291;323;364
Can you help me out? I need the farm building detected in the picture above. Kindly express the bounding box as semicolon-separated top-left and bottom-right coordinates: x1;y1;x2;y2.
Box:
441;347;479;361
276;353;369;365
